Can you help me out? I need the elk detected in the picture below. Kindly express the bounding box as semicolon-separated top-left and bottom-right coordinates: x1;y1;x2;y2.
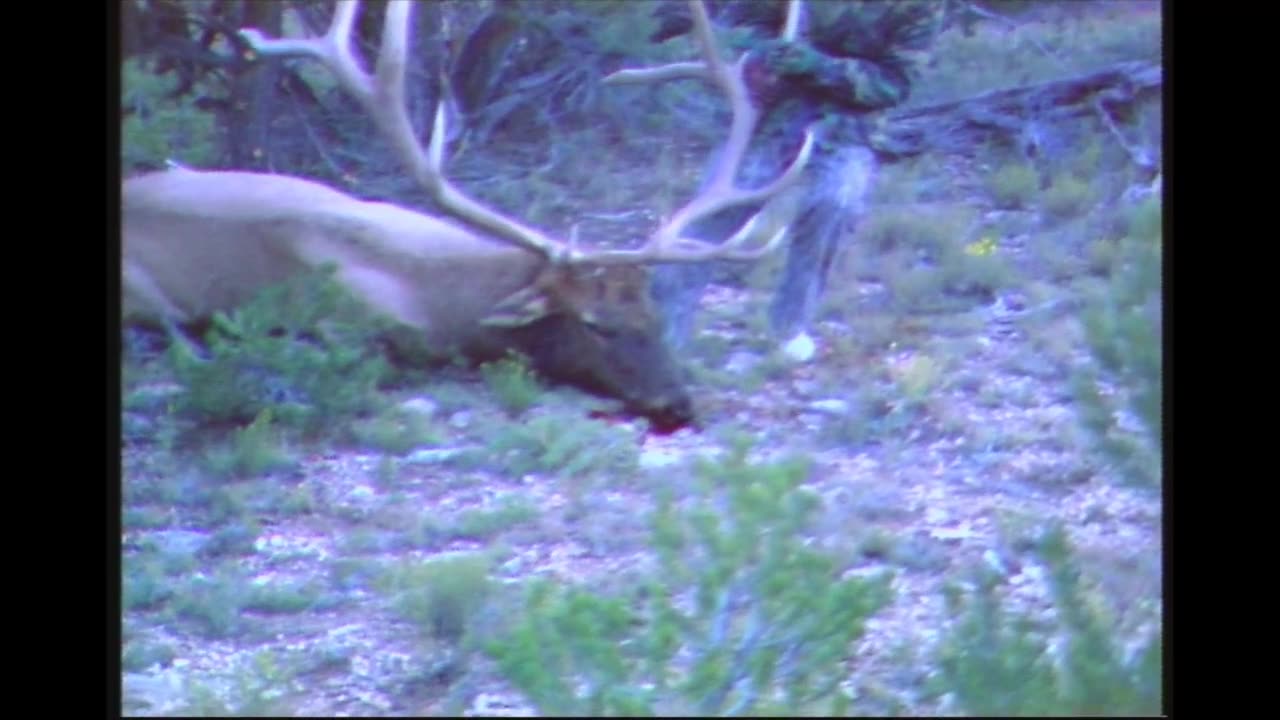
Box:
122;0;812;431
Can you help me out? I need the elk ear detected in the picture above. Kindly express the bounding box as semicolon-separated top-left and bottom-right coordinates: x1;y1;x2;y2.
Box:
480;285;552;328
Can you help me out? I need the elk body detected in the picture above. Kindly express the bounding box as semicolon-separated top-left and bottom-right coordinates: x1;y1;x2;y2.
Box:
124;167;694;426
123;0;812;430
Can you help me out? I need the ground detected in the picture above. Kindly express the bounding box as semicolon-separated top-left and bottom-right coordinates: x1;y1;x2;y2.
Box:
120;2;1162;715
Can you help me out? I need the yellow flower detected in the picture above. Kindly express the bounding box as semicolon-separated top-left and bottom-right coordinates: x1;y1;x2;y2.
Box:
965;236;998;257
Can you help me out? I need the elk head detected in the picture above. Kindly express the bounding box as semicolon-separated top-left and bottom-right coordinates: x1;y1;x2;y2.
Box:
125;0;811;430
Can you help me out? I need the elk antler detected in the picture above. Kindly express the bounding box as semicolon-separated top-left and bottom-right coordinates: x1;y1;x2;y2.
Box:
239;0;811;266
239;1;581;262
600;0;814;262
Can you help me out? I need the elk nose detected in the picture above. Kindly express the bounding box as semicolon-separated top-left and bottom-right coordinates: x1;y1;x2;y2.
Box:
645;393;697;434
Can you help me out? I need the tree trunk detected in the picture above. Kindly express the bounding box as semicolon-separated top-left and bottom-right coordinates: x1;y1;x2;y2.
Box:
223;1;283;170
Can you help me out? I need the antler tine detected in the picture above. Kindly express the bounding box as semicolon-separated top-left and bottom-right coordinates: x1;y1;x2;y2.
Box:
239;0;809;268
240;0;576;263
239;2;372;120
594;0;814;265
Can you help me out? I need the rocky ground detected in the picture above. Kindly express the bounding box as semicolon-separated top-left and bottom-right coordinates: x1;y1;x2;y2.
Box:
122;182;1161;715
121;4;1161;715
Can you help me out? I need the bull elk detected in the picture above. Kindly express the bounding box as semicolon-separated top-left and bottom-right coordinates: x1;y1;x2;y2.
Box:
123;0;812;431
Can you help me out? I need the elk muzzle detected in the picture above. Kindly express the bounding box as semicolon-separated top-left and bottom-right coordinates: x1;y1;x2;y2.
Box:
502;312;697;431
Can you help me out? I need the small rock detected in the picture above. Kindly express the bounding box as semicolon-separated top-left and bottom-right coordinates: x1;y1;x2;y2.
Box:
148;530;210;557
347;485;376;503
808;399;850;416
982;548;1011;576
405;447;465;464
792;379;821;397
399;397;438;417
929;525;978;542
470;692;535;717
123;671;186;715
639;448;680;469
337;486;378;519
781;332;817;362
725;351;760;374
124;382;184;410
122;413;155;441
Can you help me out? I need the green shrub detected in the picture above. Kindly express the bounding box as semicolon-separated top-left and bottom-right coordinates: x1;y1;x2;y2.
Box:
988;163;1040;209
934;526;1160;716
646;439;894;714
944;233;1016;299
914;4;1159;104
328;558;384;593
202;409;297;479
480;414;640;478
190;485;253;528
200;520;261;558
279;486;318;516
859;207;958;255
885;265;948;312
123;557;174;612
171;569;254;639
1072;198;1161;485
1069;139;1106;179
1085;236;1121;275
854;205;1007;312
487;437;892;715
382;554;494;644
174;650;297;717
351;406;444;455
419;382;490;416
243;582;323;615
167;265;391;437
122;639;178;673
481;353;543;415
893;353;943;405
123;58;219;172
488;580;648;716
1042;174;1094;220
448;497;540;541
